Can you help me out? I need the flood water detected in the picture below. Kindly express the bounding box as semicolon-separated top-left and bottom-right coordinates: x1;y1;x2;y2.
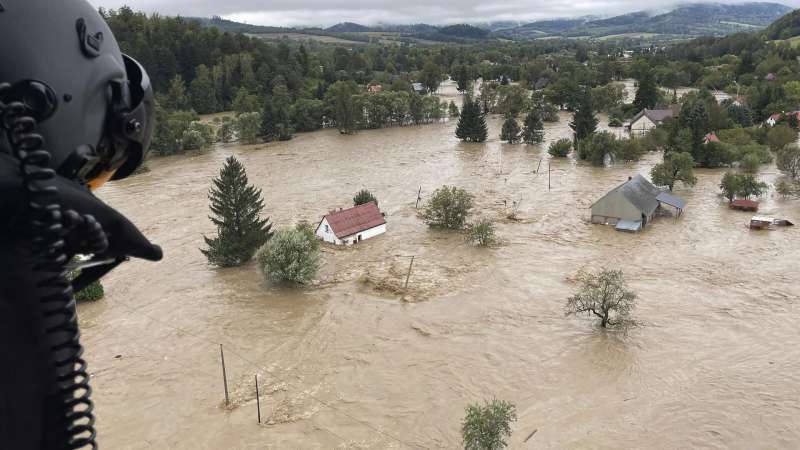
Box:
82;81;800;449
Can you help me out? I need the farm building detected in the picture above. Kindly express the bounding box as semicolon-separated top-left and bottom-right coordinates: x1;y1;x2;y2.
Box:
704;132;720;144
627;108;676;136
367;83;383;93
591;175;686;231
315;202;386;245
730;199;759;212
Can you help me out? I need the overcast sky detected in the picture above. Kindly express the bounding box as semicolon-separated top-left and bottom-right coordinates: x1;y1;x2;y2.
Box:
89;1;798;27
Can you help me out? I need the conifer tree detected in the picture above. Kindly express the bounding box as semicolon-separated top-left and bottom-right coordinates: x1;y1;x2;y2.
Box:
500;117;521;143
569;88;598;142
189;65;219;114
456;96;488;143
633;70;659;112
449;101;460;118
261;80;293;142
202;156;273;267
521;109;545;144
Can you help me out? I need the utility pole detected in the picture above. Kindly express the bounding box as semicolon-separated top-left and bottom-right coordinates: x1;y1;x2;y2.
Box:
255;375;261;424
404;256;415;289
220;344;229;407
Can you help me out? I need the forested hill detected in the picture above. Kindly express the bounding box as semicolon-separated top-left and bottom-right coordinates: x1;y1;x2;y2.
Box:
764;8;800;39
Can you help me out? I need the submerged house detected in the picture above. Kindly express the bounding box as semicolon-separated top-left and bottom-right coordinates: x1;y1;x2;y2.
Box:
591;175;686;232
627;108;676;136
315;201;386;245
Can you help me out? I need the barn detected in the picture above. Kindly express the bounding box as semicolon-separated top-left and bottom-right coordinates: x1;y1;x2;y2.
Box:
591;175;685;231
627;108;675;136
315;202;386;245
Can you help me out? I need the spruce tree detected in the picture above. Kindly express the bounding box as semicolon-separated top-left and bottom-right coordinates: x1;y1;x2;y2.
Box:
261;81;293;142
455;65;470;92
456;96;488;143
521;109;545;144
633;70;659;111
500;117;521;143
569;88;598;142
202;156;273;267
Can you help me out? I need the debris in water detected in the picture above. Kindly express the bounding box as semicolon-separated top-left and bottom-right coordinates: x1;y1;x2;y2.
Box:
524;428;538;442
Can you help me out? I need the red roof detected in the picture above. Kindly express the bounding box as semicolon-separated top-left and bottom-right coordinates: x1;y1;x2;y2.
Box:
704;132;720;143
323;202;385;238
731;199;759;209
769;113;783;121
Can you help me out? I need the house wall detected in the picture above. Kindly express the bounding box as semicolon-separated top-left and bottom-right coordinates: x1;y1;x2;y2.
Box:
630;115;656;136
315;218;343;245
591;191;650;224
315;220;387;246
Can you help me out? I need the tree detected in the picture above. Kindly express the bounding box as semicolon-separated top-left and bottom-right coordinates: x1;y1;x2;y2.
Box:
651;152;697;191
449;101;460;118
462;399;517;450
740;153;761;174
261;81;293;142
633;70;659;112
548;138;572;157
737;174;768;199
455;65;470;92
565;269;636;328
189;65;218;114
767;125;797;152
325;80;361;134
776;179;797;198
777;145;800;179
465;218;496;247
421;60;442;93
719;172;742;202
231;87;260;114
422;186;473;230
456;96;488;143
236;112;261;145
75;280;105;302
290;98;325;132
163;75;190;111
521;109;544;144
217;117;234;143
201;156;273;267
500;118;521;144
569;88;597;142
353;189;378;207
256;223;320;284
577;131;617;166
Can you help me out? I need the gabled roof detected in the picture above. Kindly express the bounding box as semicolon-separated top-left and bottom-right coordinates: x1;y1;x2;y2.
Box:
656;192;686;209
630;108;675;125
704;132;720;143
321;202;385;238
593;174;662;216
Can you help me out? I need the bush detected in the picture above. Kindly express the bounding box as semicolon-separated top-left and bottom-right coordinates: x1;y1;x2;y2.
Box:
465;218;496;246
739;153;761;174
256;224;321;284
462;399;517;450
422;186;473;230
181;130;207;150
353;189;378;207
75;280;105;302
548;138;572;157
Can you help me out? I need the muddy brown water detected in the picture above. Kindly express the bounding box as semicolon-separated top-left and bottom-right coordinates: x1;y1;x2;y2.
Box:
82;81;800;449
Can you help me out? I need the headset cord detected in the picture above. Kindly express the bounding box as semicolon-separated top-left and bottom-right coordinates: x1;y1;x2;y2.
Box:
1;84;99;449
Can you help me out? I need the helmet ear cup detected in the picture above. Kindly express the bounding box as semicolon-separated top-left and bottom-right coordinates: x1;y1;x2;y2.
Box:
0;80;58;122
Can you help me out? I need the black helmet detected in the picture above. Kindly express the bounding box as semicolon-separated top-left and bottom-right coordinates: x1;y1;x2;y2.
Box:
0;0;155;186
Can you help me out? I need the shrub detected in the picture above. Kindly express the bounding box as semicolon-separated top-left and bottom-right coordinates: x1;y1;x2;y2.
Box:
739;153;761;174
256;224;321;284
353;189;378;207
462;399;517;450
75;280;105;302
466;218;496;247
181;130;207;150
548;138;572;157
422;186;473;230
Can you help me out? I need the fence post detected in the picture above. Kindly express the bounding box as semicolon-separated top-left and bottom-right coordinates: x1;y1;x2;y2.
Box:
415;186;422;209
255;374;261;424
404;256;415;289
220;344;229;407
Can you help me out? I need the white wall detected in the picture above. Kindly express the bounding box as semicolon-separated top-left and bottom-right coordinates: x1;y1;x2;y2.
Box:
315;220;386;246
630;115;656;136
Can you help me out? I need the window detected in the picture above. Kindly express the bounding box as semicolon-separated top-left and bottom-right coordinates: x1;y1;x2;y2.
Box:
325;225;329;233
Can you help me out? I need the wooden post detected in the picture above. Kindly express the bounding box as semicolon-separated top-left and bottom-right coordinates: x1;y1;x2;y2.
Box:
220;344;229;407
255;375;261;424
536;158;542;173
415;186;422;209
548;163;551;191
404;256;415;289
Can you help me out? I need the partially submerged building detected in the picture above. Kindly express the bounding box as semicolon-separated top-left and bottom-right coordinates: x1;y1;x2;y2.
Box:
591;175;686;232
627;108;676;136
315;202;386;245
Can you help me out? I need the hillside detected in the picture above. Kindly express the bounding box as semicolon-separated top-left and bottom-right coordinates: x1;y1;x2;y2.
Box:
764;7;800;39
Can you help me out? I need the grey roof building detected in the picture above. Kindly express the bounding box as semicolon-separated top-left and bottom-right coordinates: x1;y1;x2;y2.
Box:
591;175;685;231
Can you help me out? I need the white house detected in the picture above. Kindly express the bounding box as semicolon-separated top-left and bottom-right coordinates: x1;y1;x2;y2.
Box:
315;201;386;245
627;108;676;136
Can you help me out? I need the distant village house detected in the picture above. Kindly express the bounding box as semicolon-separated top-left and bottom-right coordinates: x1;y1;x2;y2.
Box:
591;175;686;232
315;202;386;245
367;82;383;93
626;108;676;136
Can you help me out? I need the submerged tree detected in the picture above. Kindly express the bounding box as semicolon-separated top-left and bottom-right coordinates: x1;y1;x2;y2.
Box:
462;399;517;450
500;117;521;144
565;269;636;328
256;223;320;284
449;100;460;118
422;185;474;230
548;138;572;157
456;96;488;143
651;152;697;191
202;156;273;267
465;218;497;247
777;144;800;179
569;88;598;142
353;189;378;207
521;109;544;144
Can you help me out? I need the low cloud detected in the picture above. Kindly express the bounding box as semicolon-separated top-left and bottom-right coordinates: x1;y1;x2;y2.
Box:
91;0;799;27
